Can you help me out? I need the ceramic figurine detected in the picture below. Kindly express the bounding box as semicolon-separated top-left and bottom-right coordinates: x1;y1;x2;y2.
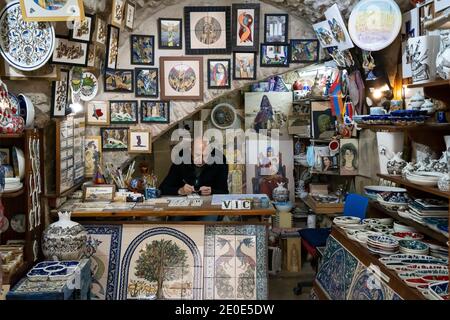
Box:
407;92;425;111
387;152;407;175
421;99;435;114
273;182;289;203
42;211;87;261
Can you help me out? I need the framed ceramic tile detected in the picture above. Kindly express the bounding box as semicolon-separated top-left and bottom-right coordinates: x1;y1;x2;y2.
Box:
290;39;319;63
124;1;136;31
101;127;129;151
51;69;69;118
340;138;359;176
135;68;158;97
324;4;354;51
84;136;102;178
140;100;170;124
111;0;126;28
264;14;288;44
70;13;94;43
106;25;120;69
110;100;138;124
83;184;116;201
233;52;256;80
93;16;107;46
128;129;152;154
104;69;134;93
86;101;109;125
130;35;155;65
20;0;85;22
184;6;231;55
231;4;260;52
207;59;231;89
50;37;89;66
260;44;289;67
160;56;203;100
158;18;183;49
313;20;338;48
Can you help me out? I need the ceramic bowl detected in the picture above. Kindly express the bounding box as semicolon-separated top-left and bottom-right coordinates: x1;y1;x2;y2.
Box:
392;232;424;241
333;216;361;225
389;254;436;261
415;269;449;277
428;281;449;300
364;186;407;200
274;201;293;212
405;277;429;288
399;240;429;251
18;93;34;128
394;222;417;233
379;218;394;226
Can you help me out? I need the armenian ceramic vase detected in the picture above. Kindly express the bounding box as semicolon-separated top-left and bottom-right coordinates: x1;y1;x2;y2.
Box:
42;211;87;261
272;182;289;202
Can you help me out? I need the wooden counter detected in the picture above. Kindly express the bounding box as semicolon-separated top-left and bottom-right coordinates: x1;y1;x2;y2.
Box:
302;195;344;215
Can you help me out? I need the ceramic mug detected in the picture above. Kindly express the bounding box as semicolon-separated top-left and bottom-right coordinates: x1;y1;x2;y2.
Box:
370;107;387;115
145;187;161;199
437;111;448;123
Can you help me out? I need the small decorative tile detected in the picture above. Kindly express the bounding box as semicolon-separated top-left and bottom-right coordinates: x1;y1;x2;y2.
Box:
214;277;235;299
215;235;236;257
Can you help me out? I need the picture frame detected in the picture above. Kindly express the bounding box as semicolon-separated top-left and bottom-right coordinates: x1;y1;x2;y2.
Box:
158;18;183;49
111;0;126;28
130;35;155;65
51;69;69;118
233;52;256;80
106;25;120;69
340;138;359;176
93;15;107;46
19;0;85;22
264;14;289;44
419;1;435;36
84;136;102;178
184;6;231;55
0;61;60;81
110;100;138;124
321;155;339;172
124;1;136;31
260;44;290;67
104;69;134;93
86;44;96;68
82;184;116;202
290;39;320;63
135;68;158;97
231;3;260;52
140;101;170;124
50;37;89;66
0;148;11;165
70;13;94;43
128;129;152;154
101;127;129;151
86;101;110;126
207;59;231;89
160;56;203;100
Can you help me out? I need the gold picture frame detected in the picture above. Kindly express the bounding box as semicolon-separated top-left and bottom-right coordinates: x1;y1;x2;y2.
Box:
86;101;110;126
82;184;116;202
20;0;85;22
128;129;152;154
111;0;126;28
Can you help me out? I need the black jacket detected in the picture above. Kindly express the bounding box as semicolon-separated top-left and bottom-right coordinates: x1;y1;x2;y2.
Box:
159;156;229;196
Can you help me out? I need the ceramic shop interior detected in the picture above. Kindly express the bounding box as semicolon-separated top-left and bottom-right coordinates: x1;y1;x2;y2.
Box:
0;0;449;302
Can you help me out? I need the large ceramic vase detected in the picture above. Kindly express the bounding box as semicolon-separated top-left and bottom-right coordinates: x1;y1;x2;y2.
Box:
408;35;440;84
273;182;289;202
42;211;87;261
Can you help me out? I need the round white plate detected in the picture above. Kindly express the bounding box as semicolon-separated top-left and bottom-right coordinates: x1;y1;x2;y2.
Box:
80;72;99;101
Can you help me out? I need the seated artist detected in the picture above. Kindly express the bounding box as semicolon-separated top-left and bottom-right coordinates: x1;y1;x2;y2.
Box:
160;137;229;221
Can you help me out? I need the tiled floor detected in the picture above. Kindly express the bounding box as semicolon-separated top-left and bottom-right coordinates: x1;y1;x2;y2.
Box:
268;264;316;300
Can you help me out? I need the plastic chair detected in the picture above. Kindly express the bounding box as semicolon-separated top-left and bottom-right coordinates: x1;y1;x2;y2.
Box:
343;193;369;220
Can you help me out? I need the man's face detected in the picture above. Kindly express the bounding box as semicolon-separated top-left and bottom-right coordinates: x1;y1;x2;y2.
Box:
193;138;208;166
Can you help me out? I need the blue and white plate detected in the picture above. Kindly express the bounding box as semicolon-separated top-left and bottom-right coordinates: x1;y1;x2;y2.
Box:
428;281;449;300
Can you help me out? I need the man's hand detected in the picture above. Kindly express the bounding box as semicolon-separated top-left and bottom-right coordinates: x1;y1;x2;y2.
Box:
199;186;212;196
178;184;195;195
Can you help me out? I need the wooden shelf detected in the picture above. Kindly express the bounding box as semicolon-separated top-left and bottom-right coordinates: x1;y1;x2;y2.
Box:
311;170;340;176
0;133;24;139
378;174;450;199
359;123;450;132
406;79;450;89
370;202;448;244
0;188;24;198
302;195;344;215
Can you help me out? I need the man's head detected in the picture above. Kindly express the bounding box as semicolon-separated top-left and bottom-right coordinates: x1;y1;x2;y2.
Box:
192;136;209;166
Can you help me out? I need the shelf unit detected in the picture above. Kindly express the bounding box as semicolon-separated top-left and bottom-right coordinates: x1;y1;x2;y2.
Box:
378;174;450;199
406;79;450;89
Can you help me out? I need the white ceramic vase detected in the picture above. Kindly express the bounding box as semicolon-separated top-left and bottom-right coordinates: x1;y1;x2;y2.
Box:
408;35;441;84
377;132;405;175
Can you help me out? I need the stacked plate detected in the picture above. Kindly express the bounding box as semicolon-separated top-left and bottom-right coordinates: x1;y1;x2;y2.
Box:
405;172;443;187
367;235;399;255
2;177;23;193
391;232;424;241
393;221;417;233
428;281;449;300
427;242;449;260
399;240;430;255
364;186;407;201
333;216;363;230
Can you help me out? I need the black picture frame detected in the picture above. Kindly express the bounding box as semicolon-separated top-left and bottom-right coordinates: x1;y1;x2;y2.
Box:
140;100;170;124
207;59;231;89
50;69;70;118
231;3;260;52
264;13;289;44
130;35;155;65
109;100;139;124
134;68;159;97
70;13;95;43
233;51;257;80
158;18;183;50
104;68;134;93
260;43;290;68
290;39;320;63
50;36;89;67
105;24;120;69
184;6;231;55
100;127;129;151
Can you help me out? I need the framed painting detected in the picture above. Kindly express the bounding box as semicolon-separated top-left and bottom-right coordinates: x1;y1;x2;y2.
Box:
111;0;126;28
104;69;134;93
124;1;136;31
311;100;336;139
50;37;89;66
86;101;109;126
106;25;120;69
130;35;155;65
325;4;354;51
207;59;231;89
128;129;152;154
93;16;107;46
184;6;231;55
231;3;260;52
160;56;203;100
84;136;102;178
340;138;359;176
135;68;158;97
101;127;128;151
313;20;338;48
20;0;85;22
51;69;69;118
158;18;182;49
140;101;170;124
70;13;94;43
86;44;96;68
233;52;256;80
260;44;289;67
264;14;288;44
110;101;138;124
83;184;116;201
290;39;320;63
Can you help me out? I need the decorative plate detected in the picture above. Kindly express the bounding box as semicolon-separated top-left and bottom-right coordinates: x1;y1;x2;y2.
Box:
333;216;361;225
399;240;429;251
210;103;237;130
348;0;402;51
0;1;55;71
367;235;399;247
79;72;98;101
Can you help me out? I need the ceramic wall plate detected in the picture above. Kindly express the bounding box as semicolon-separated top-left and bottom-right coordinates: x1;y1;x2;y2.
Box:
210;103;237;129
18;94;35;128
0;1;55;71
80;72;98;101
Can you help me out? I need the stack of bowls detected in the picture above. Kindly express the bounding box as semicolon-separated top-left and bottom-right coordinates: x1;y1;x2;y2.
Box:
333;216;364;230
399;240;430;255
405;172;444;187
367;235;399;255
376;191;409;211
2;177;23;193
364;186;407;201
392;232;424;241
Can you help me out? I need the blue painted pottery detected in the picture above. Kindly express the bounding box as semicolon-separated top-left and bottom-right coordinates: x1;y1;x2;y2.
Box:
399;240;429;251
